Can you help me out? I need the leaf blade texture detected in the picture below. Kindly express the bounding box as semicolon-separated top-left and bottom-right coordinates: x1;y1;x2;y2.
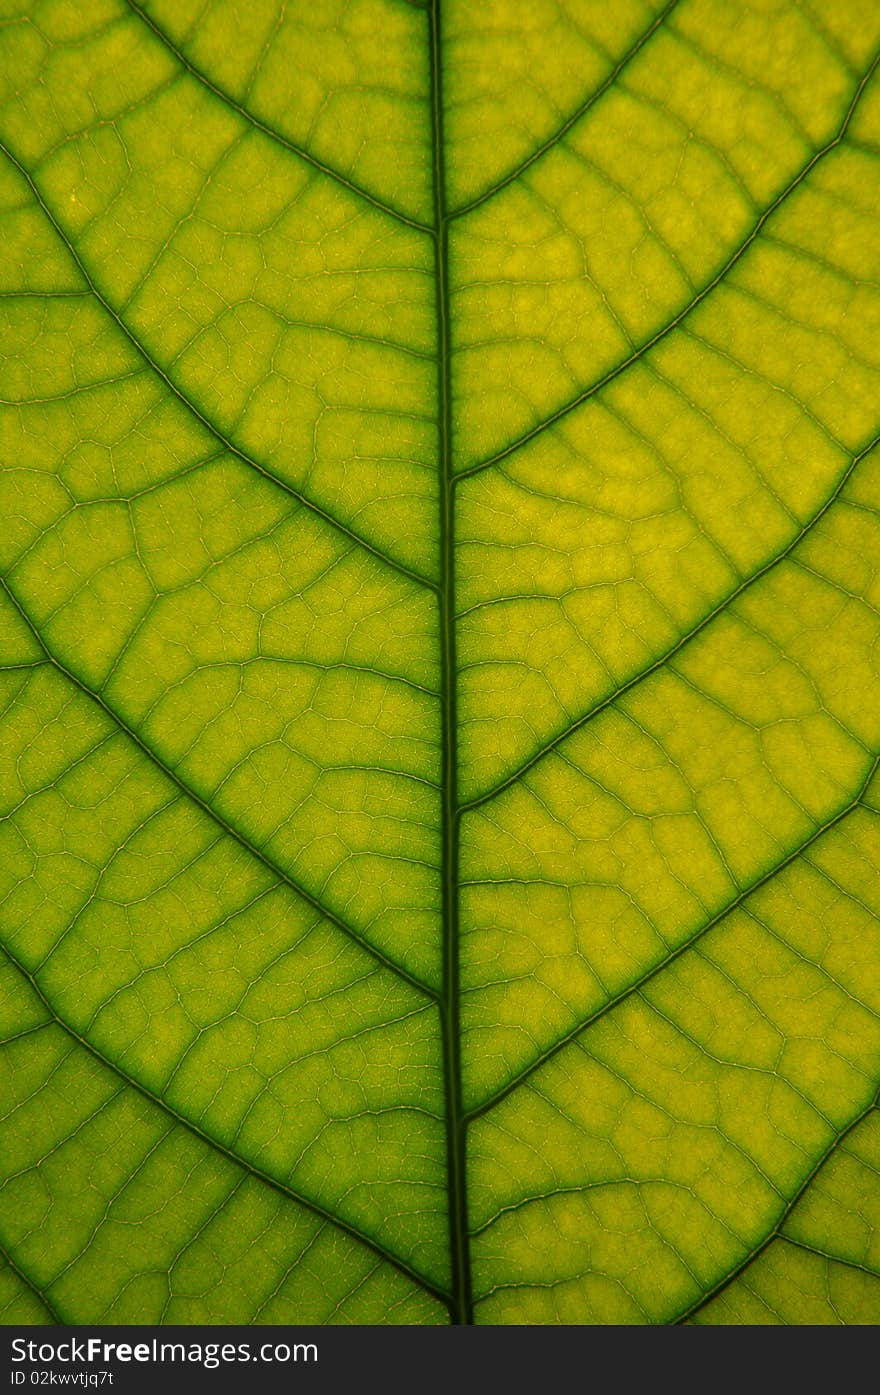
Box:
1;0;879;1325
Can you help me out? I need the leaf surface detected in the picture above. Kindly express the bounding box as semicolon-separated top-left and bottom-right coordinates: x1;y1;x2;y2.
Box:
1;0;879;1325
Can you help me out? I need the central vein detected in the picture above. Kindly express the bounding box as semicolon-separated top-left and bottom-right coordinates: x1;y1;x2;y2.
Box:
429;0;472;1327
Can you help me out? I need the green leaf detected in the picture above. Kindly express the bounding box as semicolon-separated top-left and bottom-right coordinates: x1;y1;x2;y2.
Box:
1;0;879;1327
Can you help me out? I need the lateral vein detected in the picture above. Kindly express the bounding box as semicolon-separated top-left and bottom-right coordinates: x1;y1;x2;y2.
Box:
122;0;433;234
0;575;438;1002
0;140;438;596
465;754;880;1122
672;1084;880;1323
456;49;880;483
0;942;452;1310
459;428;880;813
449;0;681;219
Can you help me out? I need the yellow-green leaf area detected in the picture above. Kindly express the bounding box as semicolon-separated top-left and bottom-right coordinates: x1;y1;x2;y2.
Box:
1;0;879;1326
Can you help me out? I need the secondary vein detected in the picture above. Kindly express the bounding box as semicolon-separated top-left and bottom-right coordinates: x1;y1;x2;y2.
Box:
0;942;451;1310
464;752;880;1124
0;140;437;596
448;0;681;219
122;0;432;235
0;1234;64;1325
672;1083;880;1323
455;48;880;483
458;427;880;814
0;574;437;1002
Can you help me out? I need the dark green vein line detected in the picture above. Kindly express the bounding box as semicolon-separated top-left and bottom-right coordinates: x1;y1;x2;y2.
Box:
469;1178;657;1240
0;140;437;596
121;0;432;235
449;0;680;219
429;0;472;1328
463;754;879;1124
672;1084;880;1323
0;1235;64;1325
454;47;879;483
0;1021;55;1047
0;290;91;300
0;574;437;1002
459;427;880;814
778;1235;880;1282
0;943;452;1312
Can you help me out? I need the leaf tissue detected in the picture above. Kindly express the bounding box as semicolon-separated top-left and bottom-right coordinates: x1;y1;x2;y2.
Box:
1;0;879;1327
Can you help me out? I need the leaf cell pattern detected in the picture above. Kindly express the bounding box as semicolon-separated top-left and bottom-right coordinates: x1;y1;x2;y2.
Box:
1;0;879;1326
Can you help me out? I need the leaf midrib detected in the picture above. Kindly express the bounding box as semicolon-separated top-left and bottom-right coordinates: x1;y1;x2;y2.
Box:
428;0;472;1329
